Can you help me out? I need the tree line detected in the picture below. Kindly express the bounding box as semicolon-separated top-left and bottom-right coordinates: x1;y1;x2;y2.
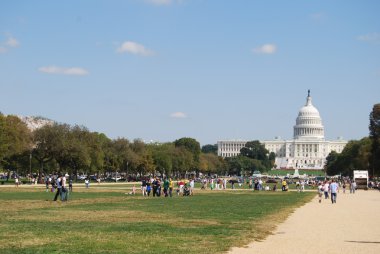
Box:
0;113;274;181
2;103;378;180
325;104;380;177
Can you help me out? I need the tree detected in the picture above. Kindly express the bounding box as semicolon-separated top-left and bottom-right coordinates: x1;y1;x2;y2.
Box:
240;141;268;160
239;140;273;172
171;147;194;178
201;144;218;154
32;124;56;177
130;139;154;177
0;115;32;178
325;138;372;176
369;103;380;176
0;114;7;165
199;153;225;175
174;137;201;164
225;156;265;176
64;125;92;176
325;151;340;176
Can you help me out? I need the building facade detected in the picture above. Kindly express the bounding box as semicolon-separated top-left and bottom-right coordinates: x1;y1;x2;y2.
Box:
217;91;347;170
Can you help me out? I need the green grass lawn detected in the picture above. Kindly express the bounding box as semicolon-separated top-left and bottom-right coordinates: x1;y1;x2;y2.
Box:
0;187;315;254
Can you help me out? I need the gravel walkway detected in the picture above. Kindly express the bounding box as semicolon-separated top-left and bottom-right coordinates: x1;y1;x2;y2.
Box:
228;190;380;254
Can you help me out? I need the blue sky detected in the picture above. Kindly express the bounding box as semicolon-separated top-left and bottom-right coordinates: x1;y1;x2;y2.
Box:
1;0;379;145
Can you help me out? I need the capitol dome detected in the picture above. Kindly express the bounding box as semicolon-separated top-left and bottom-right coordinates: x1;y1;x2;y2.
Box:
293;90;325;140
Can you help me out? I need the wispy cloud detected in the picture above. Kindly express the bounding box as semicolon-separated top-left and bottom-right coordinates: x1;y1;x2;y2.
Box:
0;34;20;53
170;112;187;118
38;66;89;76
252;44;277;54
117;41;154;56
357;32;380;43
5;36;20;47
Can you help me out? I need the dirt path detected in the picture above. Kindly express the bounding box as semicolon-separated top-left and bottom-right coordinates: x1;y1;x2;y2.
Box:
228;190;380;254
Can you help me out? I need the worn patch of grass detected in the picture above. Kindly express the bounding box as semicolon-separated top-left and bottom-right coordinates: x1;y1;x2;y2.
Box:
0;187;315;254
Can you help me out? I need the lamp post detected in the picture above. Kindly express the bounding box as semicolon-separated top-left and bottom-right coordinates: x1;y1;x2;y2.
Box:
126;161;129;182
29;151;32;180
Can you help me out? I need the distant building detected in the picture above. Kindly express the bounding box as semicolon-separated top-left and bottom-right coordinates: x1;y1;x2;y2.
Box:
217;91;347;170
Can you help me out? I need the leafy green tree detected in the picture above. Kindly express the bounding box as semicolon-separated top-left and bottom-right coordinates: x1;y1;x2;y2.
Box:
87;132;106;176
325;151;340;176
0;114;7;165
369;103;380;176
240;141;268;160
0;115;32;178
171;146;194;178
32;124;56;177
200;153;225;175
174;137;201;164
130;139;154;177
64;125;92;176
238;140;272;172
225;156;259;176
150;143;173;177
325;138;372;176
201;144;218;154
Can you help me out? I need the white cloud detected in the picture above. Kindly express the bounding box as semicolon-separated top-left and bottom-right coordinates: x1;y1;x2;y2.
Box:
5;36;20;47
117;41;154;56
252;44;277;54
357;32;380;43
38;66;89;76
0;35;20;53
146;0;172;5
0;46;7;53
170;112;187;118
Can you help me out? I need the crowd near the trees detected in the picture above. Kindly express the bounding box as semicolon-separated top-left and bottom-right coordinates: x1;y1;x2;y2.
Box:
1;103;379;181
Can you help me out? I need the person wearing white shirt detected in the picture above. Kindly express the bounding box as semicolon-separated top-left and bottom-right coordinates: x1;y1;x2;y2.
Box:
323;181;330;199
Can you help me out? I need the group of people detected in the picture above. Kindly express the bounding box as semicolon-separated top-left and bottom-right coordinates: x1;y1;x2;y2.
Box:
138;178;195;197
317;179;357;204
44;174;73;202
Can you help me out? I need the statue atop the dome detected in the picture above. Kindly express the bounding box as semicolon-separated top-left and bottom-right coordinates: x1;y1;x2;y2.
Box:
308;89;310;97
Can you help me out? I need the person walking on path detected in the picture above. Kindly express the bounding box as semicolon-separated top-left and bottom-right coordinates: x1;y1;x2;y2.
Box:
342;181;346;194
350;180;356;194
323;181;330;199
53;175;62;201
317;182;323;203
61;174;68;201
330;179;339;204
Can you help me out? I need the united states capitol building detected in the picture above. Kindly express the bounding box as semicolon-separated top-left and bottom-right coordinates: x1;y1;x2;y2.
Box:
217;91;347;170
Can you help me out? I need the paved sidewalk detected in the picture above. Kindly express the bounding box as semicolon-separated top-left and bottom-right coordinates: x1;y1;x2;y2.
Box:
228;190;380;254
